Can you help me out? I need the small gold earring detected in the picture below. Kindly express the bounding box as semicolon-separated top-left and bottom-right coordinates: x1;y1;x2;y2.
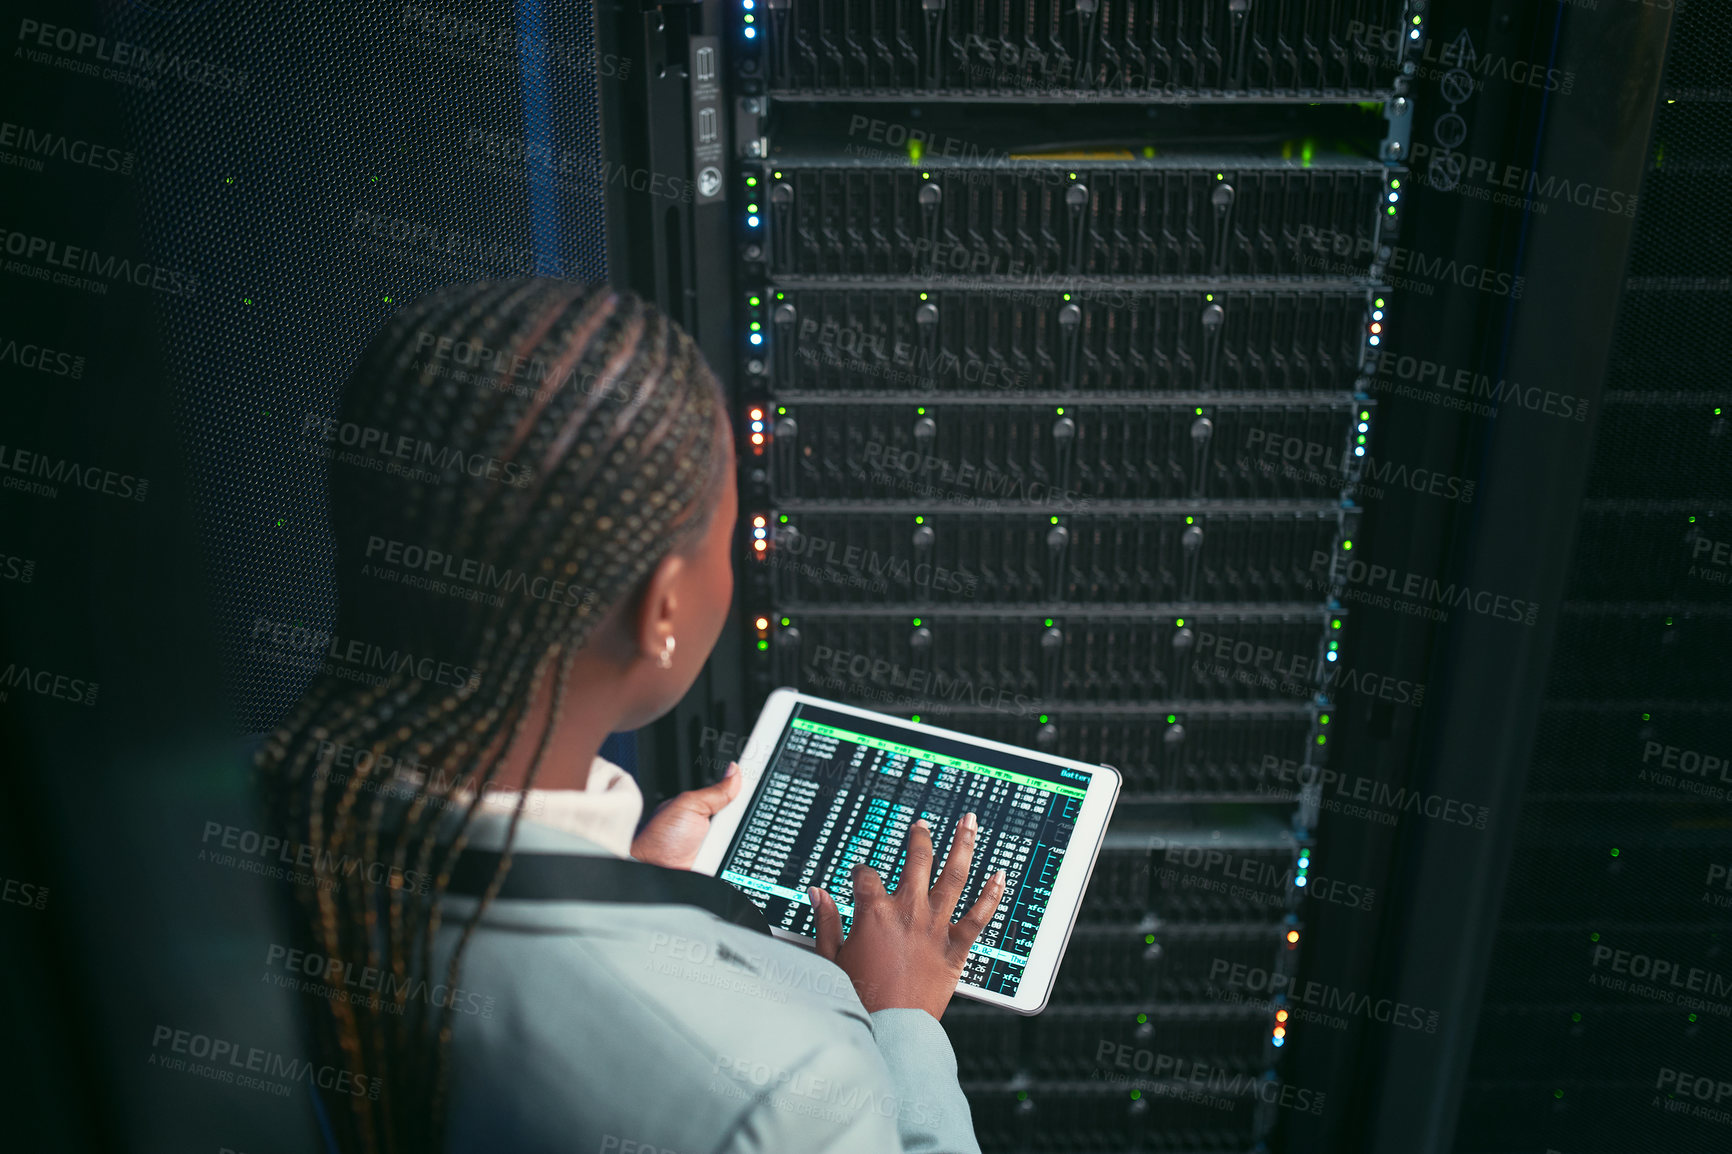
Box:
657;636;676;669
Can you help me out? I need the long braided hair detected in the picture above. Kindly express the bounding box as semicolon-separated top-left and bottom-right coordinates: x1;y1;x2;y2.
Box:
256;279;729;1153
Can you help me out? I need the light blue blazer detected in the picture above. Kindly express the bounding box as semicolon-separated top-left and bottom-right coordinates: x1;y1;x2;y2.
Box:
434;812;983;1154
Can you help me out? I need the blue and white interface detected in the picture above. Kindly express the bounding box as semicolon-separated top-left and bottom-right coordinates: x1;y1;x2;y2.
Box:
718;702;1091;996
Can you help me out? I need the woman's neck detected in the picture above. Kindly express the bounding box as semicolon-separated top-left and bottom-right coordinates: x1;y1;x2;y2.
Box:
489;649;624;793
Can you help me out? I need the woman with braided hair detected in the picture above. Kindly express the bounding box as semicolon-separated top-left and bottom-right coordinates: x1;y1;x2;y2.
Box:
258;279;1003;1154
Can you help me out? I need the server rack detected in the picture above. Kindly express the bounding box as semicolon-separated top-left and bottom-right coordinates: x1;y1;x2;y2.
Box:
641;3;1438;1150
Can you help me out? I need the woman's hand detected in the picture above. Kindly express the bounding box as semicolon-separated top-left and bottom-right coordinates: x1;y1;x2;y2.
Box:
809;813;1006;1021
630;763;744;870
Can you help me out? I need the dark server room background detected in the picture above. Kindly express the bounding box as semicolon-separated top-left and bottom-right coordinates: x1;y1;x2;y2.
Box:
1;1;1726;1153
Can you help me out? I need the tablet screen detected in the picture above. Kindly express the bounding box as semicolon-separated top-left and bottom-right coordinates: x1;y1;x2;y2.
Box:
716;701;1092;997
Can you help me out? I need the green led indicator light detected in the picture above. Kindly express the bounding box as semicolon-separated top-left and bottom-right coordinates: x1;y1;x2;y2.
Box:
1642;712;1651;720
1069;172;1078;180
756;639;769;650
1144;933;1156;944
1413;15;1422;23
779;514;788;523
1553;1090;1564;1100
1571;1012;1581;1022
911;715;921;723
1185;516;1195;524
1374;298;1386;308
1205;293;1214;301
1063;293;1072;301
1357;435;1367;444
919;292;929;300
1331;620;1342;629
1039;715;1049;724
1167;714;1177;724
1316;735;1327;745
383;295;392;303
777;406;786;414
1175;618;1185;627
1056;406;1065;414
1590;932;1600;942
1051;515;1060;524
1016;1091;1028;1102
242;297;253;305
1216;173;1224;180
1130;1090;1142;1101
749;296;761;306
1610;847;1620;857
749;322;761;331
1044;618;1055;627
1136;1013;1147;1024
775;292;785;300
917;406;926;414
1319;714;1330;724
915;516;924;524
275;519;284;527
781;617;790;626
1391;179;1401;189
746;176;758;187
912;618;923;627
1342;540;1354;550
1195;407;1204;415
1360;410;1370;419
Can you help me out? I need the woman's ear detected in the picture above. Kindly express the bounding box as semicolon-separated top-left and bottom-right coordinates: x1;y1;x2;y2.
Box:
632;550;686;664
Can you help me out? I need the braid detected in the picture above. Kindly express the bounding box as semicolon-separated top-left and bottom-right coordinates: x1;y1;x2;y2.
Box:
256;280;727;1153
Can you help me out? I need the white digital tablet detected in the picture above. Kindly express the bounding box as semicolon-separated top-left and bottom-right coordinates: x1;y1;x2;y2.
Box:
693;689;1121;1015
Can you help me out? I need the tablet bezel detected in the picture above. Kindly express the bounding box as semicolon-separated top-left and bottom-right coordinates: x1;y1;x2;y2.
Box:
692;687;1121;1015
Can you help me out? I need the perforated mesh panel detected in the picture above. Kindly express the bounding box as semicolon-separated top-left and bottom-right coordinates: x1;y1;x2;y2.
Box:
104;1;607;731
1453;11;1732;1150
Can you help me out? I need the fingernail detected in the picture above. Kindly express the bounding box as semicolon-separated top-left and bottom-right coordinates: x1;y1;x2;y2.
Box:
992;869;1006;886
807;885;823;908
962;811;977;832
725;762;739;777
914;818;931;833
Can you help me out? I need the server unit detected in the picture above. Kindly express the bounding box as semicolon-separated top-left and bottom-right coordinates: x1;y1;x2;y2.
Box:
630;3;1431;1149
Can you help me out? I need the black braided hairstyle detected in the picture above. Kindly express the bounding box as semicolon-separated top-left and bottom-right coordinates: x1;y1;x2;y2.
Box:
256;279;730;1154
